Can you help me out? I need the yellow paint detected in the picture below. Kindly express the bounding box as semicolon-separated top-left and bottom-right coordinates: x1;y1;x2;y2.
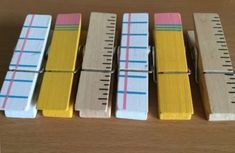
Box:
154;31;188;73
37;72;74;110
37;16;81;118
45;21;81;71
157;74;193;120
154;23;193;120
42;104;73;118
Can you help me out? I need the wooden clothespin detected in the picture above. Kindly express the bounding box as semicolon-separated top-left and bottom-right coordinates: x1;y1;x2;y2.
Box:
75;12;117;118
116;13;149;120
154;13;193;120
37;13;81;118
192;13;235;121
0;14;51;118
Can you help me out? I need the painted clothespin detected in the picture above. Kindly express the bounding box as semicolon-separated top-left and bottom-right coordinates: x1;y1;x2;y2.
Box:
37;13;81;118
0;14;51;118
154;13;193;120
116;13;149;120
192;13;235;121
75;12;117;118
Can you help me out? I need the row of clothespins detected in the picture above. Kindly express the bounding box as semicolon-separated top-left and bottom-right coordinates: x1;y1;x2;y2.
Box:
0;12;234;121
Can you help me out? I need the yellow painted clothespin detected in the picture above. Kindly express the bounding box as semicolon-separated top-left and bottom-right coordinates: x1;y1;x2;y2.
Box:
37;13;81;118
192;13;235;121
154;13;193;120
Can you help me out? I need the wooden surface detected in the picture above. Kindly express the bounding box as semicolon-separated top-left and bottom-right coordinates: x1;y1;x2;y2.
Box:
76;71;112;117
0;0;235;153
154;13;193;120
81;12;116;71
193;14;235;121
194;13;233;73
45;13;81;72
157;74;193;119
116;13;149;120
155;13;188;73
37;14;81;118
75;13;116;118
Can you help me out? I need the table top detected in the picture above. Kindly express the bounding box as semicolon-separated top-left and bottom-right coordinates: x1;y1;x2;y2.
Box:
0;0;235;153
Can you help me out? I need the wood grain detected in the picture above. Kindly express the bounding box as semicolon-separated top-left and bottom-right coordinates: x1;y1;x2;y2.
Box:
75;12;116;118
194;13;235;120
81;12;116;71
75;71;112;117
0;0;235;153
194;13;233;73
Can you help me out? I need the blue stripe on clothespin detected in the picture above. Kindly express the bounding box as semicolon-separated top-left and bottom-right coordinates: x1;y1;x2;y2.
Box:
117;91;146;95
122;33;148;36
19;37;45;41
119;75;147;78
121;46;147;49
4;79;33;83
23;25;48;28
0;95;28;99
120;60;147;63
123;21;147;24
14;50;41;54
10;64;37;68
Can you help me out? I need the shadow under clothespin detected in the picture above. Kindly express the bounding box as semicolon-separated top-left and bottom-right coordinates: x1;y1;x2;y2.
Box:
186;30;199;84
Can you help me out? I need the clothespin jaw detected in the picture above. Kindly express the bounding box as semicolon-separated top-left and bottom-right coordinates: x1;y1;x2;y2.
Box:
193;13;235;121
154;13;193;120
0;14;52;118
75;12;117;118
37;13;82;118
115;13;149;120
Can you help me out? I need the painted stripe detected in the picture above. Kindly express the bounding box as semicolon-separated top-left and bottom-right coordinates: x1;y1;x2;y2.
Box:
0;95;28;99
5;79;33;83
56;13;81;25
123;13;131;110
23;25;48;28
119;75;147;78
54;28;79;31
156;26;182;28
10;64;37;68
14;50;41;54
1;15;35;109
118;91;146;95
123;21;147;24
154;13;182;25
55;24;80;28
156;24;182;27
156;27;182;30
120;60;147;63
156;29;182;32
19;37;45;41
121;46;147;49
122;33;147;36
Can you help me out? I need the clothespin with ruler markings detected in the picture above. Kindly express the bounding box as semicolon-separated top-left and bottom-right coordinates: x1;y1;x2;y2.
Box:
0;14;51;118
154;13;193;120
75;12;117;118
188;13;235;121
116;13;149;120
37;13;81;118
